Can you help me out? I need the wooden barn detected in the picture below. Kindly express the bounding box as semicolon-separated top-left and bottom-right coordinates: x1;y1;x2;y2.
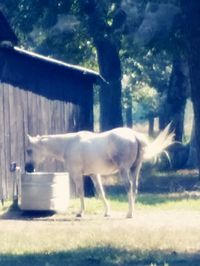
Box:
0;11;101;200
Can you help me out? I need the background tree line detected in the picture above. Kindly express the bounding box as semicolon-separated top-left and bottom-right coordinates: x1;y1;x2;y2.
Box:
1;1;200;175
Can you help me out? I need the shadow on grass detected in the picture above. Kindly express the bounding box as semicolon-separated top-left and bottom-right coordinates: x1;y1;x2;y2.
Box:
106;185;200;206
0;203;60;221
137;192;200;206
0;246;200;266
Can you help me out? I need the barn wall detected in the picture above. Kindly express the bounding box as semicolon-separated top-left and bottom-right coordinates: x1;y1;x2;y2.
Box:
0;47;94;133
0;82;85;198
0;48;95;199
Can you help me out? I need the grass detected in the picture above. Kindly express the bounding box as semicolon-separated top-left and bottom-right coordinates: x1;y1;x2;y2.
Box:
1;191;200;265
67;191;200;214
1;168;200;265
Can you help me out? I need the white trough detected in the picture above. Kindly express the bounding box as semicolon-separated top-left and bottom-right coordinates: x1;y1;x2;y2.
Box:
20;172;70;212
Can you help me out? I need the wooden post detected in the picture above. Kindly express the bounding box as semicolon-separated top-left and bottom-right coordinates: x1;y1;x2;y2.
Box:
10;162;21;207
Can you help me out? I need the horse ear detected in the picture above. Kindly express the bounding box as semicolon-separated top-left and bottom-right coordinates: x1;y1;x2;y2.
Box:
27;134;41;144
27;134;35;144
27;134;31;142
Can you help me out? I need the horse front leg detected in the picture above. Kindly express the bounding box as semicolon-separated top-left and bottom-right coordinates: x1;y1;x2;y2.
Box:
91;174;110;217
73;174;85;217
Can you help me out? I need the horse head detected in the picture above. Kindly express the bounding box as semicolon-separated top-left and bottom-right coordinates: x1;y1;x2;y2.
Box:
25;134;46;170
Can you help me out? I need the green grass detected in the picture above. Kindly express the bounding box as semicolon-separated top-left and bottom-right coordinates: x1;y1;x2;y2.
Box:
137;192;200;210
1;192;200;266
68;191;200;214
5;191;200;216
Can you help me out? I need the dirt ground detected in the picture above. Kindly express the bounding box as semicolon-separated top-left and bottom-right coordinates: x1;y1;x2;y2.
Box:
1;208;200;252
1;205;200;266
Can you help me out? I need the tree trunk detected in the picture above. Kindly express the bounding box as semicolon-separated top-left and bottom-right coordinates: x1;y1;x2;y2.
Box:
148;117;154;137
124;87;133;128
96;40;123;131
125;105;133;128
161;54;189;141
78;1;124;131
187;120;197;168
181;0;200;178
159;113;166;130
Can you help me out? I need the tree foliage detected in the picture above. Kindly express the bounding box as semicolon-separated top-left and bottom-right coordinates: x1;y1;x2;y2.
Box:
1;0;96;67
1;0;188;133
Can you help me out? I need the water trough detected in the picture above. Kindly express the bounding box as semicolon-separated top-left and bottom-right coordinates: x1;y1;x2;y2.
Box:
20;172;70;213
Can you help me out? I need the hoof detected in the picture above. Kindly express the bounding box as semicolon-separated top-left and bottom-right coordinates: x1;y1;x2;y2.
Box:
126;213;133;219
76;213;83;218
104;213;111;218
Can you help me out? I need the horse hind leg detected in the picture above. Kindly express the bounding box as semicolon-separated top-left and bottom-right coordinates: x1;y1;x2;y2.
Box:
91;174;110;217
127;138;143;217
119;168;134;218
130;161;142;213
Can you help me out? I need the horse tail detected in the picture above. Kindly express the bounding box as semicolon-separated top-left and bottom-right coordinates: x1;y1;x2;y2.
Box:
142;124;175;161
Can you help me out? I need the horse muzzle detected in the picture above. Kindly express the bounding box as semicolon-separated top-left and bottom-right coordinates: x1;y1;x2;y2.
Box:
25;161;35;172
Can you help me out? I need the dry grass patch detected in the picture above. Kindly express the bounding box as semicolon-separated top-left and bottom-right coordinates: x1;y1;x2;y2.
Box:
1;193;200;265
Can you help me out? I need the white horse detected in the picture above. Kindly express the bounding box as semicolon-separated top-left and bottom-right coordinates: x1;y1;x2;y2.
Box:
26;125;174;218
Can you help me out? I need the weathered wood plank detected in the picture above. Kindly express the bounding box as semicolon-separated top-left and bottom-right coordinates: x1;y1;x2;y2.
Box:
0;83;4;199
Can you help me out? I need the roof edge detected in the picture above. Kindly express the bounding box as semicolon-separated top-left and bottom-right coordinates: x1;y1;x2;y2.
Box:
14;46;100;77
